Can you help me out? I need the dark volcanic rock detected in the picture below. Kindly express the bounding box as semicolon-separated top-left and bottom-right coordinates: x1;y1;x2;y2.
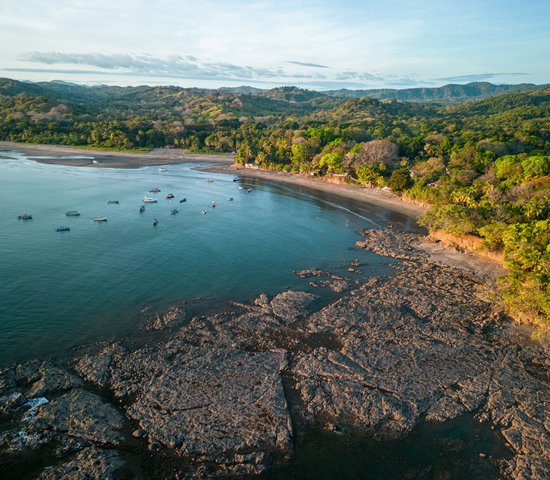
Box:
75;343;121;388
270;290;317;321
289;262;549;479
355;227;424;260
109;346;292;476
32;389;124;446
38;446;124;480
143;306;187;331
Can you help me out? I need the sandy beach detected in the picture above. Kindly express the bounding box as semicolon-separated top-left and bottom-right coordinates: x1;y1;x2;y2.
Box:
1;141;423;216
210;164;427;218
0;141;234;168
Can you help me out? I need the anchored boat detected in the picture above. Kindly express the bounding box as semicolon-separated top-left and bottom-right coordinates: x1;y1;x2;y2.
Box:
143;196;158;203
107;200;119;204
18;214;32;220
93;216;108;222
65;211;80;216
56;226;70;232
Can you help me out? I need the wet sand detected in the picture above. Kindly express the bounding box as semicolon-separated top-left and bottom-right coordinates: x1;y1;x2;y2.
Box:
0;141;234;168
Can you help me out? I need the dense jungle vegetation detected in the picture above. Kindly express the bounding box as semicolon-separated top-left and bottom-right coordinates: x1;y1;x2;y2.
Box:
1;78;548;327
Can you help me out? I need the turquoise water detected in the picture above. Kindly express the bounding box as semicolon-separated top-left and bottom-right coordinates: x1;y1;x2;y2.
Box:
0;151;415;365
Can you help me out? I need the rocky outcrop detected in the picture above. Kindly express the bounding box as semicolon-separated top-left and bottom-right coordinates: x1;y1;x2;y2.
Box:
295;269;353;292
289;263;549;478
1;230;548;479
355;227;425;260
75;343;120;388
270;290;317;321
0;362;126;474
142;306;187;331
38;447;124;480
110;347;292;476
31;389;124;446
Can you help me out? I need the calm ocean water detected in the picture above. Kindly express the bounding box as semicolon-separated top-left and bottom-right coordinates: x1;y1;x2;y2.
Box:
0;150;416;365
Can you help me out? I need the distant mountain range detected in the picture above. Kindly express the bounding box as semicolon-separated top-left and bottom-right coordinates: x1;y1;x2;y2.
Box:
322;82;545;103
217;82;546;104
0;78;546;105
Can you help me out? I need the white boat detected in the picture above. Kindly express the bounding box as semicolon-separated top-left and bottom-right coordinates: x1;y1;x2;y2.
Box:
158;168;167;172
143;196;158;203
93;216;108;222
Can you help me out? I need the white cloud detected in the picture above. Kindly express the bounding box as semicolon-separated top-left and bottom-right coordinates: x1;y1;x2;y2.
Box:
12;51;424;88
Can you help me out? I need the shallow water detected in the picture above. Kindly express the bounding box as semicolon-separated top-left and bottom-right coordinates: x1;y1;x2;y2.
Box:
271;414;512;480
0;150;417;365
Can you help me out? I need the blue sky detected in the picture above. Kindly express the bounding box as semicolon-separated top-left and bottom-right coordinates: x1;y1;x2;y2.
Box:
0;0;548;89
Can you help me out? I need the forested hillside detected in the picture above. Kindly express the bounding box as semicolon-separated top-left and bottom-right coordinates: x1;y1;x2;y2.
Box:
1;78;548;328
323;82;543;103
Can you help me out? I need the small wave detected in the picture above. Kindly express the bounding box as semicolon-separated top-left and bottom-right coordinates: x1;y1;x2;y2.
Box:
24;397;49;410
29;155;96;160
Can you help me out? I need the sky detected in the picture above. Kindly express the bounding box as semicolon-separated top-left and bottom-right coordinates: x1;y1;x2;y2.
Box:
0;0;548;90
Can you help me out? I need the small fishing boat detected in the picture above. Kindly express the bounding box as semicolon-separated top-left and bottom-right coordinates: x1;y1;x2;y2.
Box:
201;209;207;215
18;214;32;220
107;200;119;204
166;193;175;199
179;198;187;203
211;201;216;208
143;196;158;203
228;197;233;202
65;210;80;216
159;168;167;172
56;226;70;232
247;188;252;193
207;179;214;183
149;187;161;193
139;206;145;213
238;186;244;190
153;218;159;226
170;208;179;215
93;216;108;222
232;177;239;182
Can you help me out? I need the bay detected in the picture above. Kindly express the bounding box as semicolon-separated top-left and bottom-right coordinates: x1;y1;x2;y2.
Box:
0;150;415;365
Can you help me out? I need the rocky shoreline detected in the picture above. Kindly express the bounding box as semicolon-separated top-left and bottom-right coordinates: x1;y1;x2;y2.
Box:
1;227;548;479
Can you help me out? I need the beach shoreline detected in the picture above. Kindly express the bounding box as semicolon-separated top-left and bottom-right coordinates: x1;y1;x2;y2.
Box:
0;141;234;168
207;164;427;218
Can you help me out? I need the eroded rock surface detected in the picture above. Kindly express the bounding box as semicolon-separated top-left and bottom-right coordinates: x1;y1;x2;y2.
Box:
109;347;292;476
142;306;187;331
355;227;425;260
0;362;126;474
38;446;124;480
